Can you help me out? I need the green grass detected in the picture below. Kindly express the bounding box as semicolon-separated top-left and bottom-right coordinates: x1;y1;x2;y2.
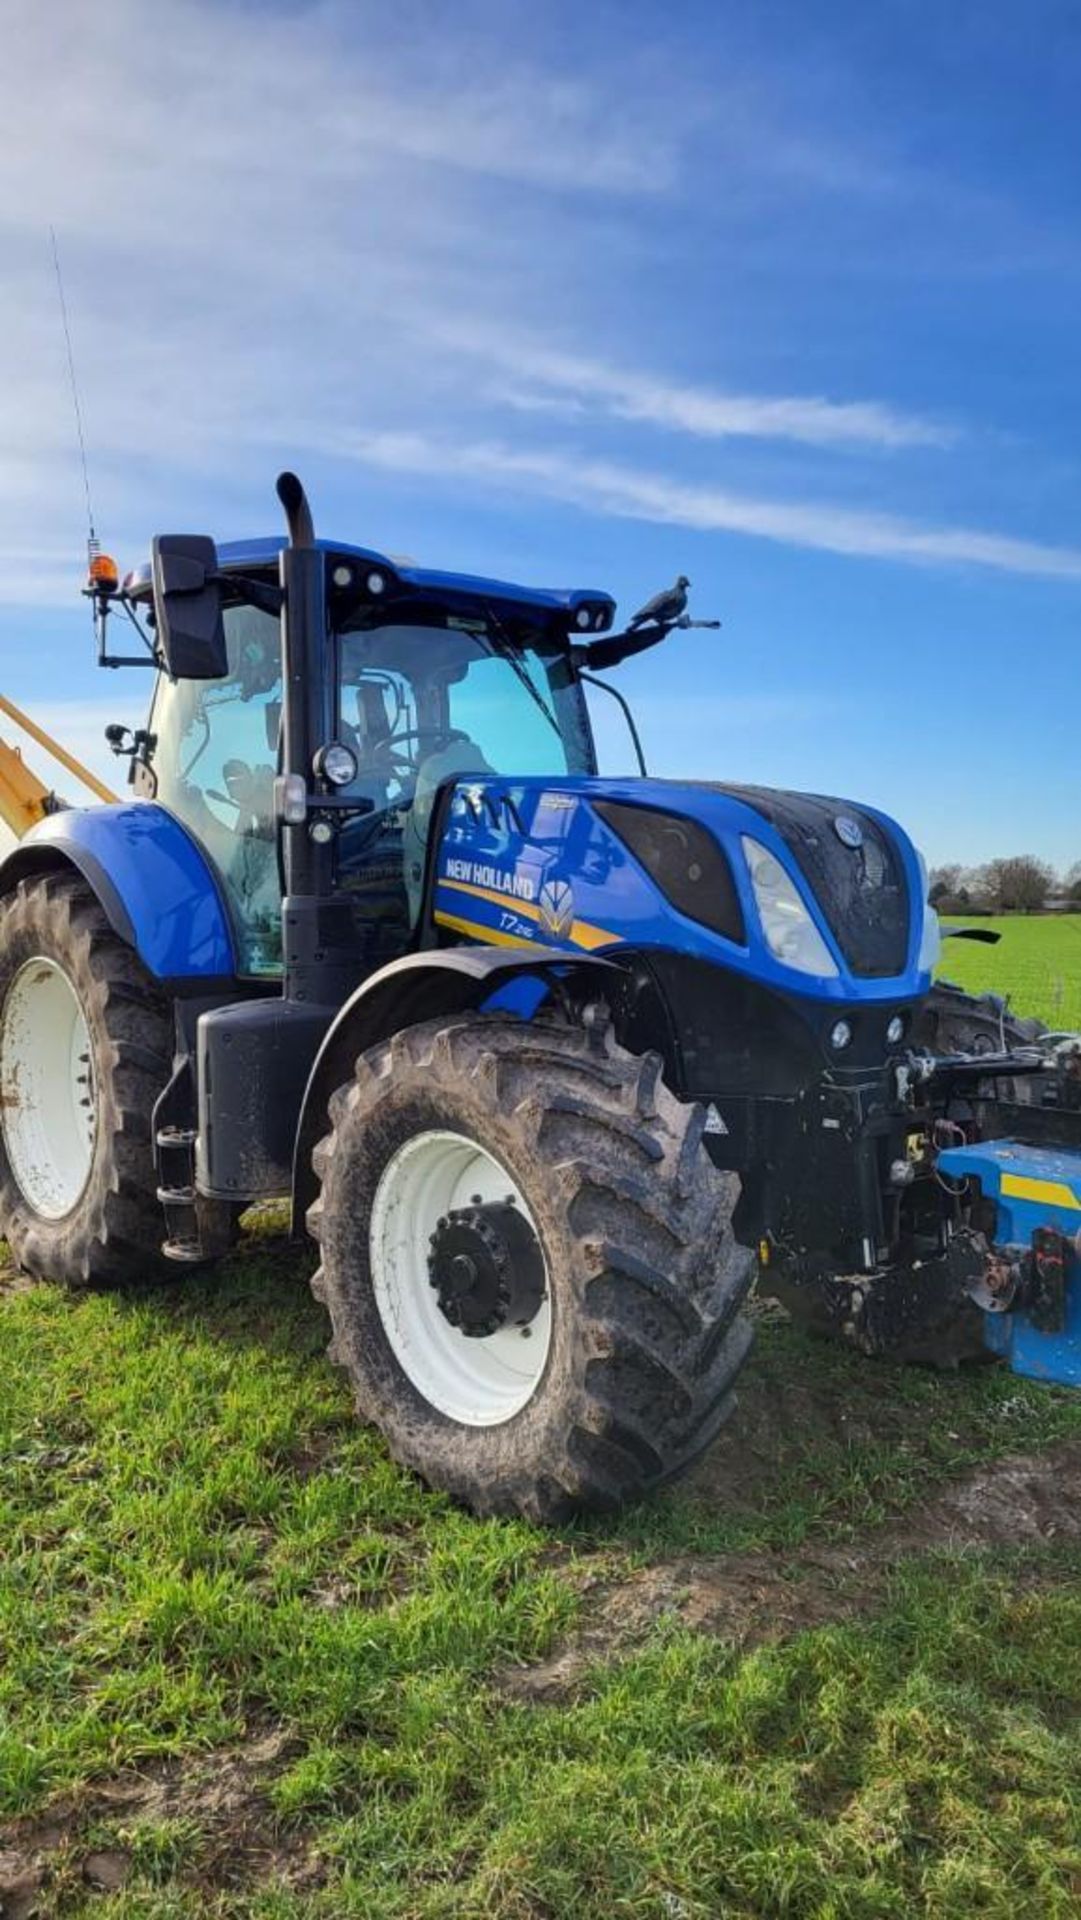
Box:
3;1228;1081;1918
4;919;1081;1914
938;912;1081;1027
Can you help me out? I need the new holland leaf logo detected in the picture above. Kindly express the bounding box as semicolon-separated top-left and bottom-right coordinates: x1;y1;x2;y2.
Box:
537;879;576;939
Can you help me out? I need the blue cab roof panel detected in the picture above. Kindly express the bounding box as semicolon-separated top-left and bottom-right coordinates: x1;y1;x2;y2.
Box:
124;537;616;627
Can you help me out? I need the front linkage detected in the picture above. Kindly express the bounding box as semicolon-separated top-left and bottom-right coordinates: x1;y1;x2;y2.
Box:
758;1023;1081;1373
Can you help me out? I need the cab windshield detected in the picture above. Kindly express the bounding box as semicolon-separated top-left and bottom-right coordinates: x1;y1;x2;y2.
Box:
335;615;595;933
338;618;593;800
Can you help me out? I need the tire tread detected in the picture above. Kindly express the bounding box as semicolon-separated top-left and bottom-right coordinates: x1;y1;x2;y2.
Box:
309;1010;755;1520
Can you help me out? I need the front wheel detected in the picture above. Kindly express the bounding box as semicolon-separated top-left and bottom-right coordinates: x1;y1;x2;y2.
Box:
308;1013;755;1521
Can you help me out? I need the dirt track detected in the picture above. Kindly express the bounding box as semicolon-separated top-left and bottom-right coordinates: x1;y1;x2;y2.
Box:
500;1440;1081;1701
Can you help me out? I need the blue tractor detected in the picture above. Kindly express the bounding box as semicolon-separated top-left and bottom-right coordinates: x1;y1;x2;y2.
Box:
1;472;1077;1519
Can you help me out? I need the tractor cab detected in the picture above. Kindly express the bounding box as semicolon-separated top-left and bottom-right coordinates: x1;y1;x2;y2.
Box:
122;535;611;978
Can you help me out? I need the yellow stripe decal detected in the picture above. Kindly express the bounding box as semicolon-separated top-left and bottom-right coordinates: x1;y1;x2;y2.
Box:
434;910;534;949
1000;1173;1081;1212
568;917;619;951
438;877;619;951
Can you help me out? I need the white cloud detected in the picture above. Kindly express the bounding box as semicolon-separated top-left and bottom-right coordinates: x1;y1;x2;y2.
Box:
340;430;1081;582
0;0;695;603
0;0;1072;653
0;0;677;243
436;329;955;451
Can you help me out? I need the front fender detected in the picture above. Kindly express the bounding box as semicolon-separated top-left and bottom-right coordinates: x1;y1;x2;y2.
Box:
291;943;617;1231
0;804;237;982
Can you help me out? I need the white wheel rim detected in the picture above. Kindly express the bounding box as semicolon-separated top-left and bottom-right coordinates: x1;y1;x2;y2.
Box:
0;957;97;1219
369;1128;552;1427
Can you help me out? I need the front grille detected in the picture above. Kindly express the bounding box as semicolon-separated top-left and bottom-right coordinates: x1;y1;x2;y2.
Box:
711;785;911;977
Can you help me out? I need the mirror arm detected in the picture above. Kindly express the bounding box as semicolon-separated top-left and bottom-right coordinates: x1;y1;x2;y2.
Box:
211;572;284;618
573;612;722;672
572;620;677;672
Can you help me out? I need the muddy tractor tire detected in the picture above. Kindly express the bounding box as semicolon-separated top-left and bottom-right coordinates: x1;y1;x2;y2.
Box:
0;873;216;1287
308;1013;755;1522
911;978;1046;1056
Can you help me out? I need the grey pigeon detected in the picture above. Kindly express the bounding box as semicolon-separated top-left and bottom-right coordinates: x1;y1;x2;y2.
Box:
627;575;690;630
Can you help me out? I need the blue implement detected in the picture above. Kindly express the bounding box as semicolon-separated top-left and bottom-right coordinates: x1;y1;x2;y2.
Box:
936;1138;1081;1387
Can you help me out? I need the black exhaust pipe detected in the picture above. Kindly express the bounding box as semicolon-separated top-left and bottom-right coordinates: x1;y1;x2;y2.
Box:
277;470;315;550
276;470;334;988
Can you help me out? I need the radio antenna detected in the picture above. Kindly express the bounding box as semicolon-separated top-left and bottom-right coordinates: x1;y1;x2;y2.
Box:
50;226;97;557
50;230;132;663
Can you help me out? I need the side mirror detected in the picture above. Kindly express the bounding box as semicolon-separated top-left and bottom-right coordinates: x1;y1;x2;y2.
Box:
151;535;227;680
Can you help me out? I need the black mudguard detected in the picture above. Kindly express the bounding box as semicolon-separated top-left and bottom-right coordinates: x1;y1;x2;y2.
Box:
290;944;617;1230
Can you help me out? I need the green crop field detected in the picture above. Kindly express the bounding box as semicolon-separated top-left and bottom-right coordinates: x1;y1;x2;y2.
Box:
4;1222;1081;1918
938;913;1081;1028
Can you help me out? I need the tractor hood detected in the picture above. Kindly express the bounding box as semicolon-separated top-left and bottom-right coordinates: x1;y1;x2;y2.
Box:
432;773;935;1005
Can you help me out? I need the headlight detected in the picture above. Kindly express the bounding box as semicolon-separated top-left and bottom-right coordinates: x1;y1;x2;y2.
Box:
915;848;941;974
742;836;839;977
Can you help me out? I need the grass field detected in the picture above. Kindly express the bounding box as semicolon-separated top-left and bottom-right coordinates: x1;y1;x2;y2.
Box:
938;912;1081;1027
3;923;1081;1918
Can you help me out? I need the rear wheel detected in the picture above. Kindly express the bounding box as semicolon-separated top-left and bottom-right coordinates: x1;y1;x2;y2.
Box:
308;1012;755;1521
0;873;183;1286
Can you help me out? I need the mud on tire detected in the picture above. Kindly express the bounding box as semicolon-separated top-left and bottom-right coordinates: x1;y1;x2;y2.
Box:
0;873;177;1287
307;1013;756;1522
911;979;1046;1055
911;978;1048;1112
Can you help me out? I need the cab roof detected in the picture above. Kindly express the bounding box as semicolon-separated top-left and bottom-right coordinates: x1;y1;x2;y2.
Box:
124;536;617;630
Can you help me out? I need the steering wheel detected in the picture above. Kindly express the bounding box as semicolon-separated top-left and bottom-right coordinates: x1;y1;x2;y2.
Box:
206;759;276;837
381;725;468;772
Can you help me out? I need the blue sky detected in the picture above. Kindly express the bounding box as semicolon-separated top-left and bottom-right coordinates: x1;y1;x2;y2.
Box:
2;0;1080;867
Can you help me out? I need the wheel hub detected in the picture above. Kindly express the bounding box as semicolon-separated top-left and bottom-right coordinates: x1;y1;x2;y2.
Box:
428;1202;545;1338
0;956;97;1219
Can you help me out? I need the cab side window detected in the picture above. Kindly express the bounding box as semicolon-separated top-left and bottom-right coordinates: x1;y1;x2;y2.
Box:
150;605;283;976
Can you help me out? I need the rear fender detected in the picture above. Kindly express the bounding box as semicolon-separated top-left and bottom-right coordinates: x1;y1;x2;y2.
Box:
291;944;617;1231
0;804;237;984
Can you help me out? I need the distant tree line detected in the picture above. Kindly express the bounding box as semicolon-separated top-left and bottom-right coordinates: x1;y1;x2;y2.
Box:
928;857;1081;915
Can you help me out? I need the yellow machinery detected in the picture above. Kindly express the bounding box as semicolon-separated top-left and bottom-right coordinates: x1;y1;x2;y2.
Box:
0;692;118;837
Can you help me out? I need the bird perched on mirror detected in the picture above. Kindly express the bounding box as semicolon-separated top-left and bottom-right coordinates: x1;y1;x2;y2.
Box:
627;575;690;631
